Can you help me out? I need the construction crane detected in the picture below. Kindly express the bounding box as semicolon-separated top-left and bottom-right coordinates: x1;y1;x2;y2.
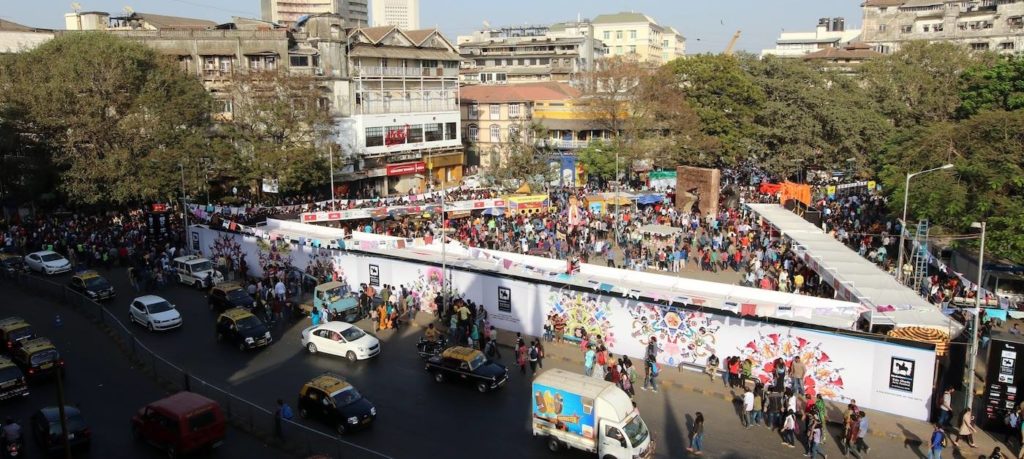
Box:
724;30;741;56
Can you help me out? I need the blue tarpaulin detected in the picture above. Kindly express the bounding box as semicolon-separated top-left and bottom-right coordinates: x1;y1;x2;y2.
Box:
636;194;665;205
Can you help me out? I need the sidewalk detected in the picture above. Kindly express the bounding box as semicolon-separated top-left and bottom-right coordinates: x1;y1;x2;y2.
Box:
485;323;1011;457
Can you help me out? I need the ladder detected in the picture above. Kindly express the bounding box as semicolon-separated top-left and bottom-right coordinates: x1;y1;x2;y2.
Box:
910;220;930;293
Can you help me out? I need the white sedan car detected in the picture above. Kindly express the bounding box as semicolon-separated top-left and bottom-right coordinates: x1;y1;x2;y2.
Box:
24;251;72;275
128;295;182;332
301;322;380;362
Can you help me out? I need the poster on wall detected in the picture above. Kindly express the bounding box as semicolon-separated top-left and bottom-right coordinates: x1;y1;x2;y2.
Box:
888;357;915;392
498;287;512;312
369;264;380;286
191;231;200;252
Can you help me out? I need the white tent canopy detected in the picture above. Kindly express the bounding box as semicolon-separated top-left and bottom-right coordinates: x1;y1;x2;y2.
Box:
637;224;683;237
746;203;960;334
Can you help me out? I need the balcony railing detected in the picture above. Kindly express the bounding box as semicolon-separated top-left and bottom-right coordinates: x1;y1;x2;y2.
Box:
357;100;458;115
355;67;458;78
538;139;590;149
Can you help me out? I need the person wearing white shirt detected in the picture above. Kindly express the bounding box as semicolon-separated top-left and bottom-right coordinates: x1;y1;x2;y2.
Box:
742;388;755;428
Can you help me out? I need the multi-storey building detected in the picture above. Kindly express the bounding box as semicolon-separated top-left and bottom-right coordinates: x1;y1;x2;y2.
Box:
761;17;862;58
460;81;611;185
371;0;420;30
802;43;882;73
341;25;462;194
590;11;685;64
260;0;368;28
861;0;1024;54
457;23;607;86
0;19;53;53
64;10;463;196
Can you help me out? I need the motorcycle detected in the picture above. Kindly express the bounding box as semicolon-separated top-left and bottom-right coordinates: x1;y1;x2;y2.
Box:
416;335;449;359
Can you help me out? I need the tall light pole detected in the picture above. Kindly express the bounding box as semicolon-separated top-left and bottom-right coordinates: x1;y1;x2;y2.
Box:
179;163;190;255
615;149;621;244
895;163;954;284
966;221;986;411
439;186;447;315
329;146;337;211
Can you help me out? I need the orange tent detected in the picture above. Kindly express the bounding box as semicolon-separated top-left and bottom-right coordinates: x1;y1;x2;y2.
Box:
780;181;811;206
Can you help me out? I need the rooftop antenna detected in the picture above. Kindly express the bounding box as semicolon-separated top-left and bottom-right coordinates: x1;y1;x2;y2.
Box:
71;2;82;12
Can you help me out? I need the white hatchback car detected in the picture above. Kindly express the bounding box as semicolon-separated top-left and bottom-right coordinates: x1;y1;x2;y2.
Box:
24;251;71;275
128;295;182;332
301;322;380;362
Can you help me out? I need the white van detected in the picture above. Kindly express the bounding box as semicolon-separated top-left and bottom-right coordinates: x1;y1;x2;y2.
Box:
172;256;223;288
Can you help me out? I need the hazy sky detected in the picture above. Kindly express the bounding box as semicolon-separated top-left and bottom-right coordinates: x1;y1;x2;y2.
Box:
5;0;863;54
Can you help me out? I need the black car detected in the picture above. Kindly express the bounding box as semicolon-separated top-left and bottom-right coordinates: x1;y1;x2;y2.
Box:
298;374;375;434
0;356;28;400
207;283;256;312
30;406;91;454
0;254;27;279
69;271;116;301
425;346;508;393
215;309;272;351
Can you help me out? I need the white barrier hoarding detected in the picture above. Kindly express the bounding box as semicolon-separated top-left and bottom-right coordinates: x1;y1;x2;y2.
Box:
193;226;936;421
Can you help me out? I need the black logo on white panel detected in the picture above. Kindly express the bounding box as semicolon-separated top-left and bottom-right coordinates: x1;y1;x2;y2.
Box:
497;286;511;312
369;264;380;286
889;357;915;392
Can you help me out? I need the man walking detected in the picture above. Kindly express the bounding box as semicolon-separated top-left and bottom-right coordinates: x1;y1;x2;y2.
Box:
854;411;870;456
643;337;660;392
742;387;755;428
791;357;806;397
938;387;954;428
929;424;946;459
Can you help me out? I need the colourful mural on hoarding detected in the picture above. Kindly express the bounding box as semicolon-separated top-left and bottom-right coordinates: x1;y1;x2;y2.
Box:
627;303;720;366
547;289;616;347
532;383;596;439
737;331;846;400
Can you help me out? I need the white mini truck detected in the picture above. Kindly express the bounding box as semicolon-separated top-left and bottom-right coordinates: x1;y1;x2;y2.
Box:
532;369;654;459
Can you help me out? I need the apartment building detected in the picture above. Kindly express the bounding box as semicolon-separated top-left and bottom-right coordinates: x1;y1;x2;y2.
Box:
260;0;369;27
761;17;862;58
457;23;607;86
341;26;462;194
460;81;610;185
590;11;685;64
371;0;420;30
0;19;53;53
861;0;1024;54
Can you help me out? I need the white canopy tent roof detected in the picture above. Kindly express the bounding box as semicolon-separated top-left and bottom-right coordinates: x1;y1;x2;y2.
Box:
746;203;960;334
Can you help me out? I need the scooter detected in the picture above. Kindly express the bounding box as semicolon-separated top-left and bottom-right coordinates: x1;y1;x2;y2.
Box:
416;335;449;359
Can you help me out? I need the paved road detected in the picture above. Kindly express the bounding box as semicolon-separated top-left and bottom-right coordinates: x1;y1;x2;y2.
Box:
1;277;284;459
8;267;942;459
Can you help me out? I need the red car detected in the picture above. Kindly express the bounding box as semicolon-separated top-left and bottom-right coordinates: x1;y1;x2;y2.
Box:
132;392;226;457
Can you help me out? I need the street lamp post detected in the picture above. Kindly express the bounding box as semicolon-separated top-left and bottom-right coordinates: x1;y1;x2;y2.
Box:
179;163;189;255
966;221;986;411
895;163;954;284
329;146;336;211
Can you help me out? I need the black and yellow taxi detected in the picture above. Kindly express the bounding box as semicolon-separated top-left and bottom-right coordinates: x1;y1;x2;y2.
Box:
425;346;509;393
0;356;29;400
69;270;116;301
207;283;256;312
0;253;27;279
297;373;376;435
215;308;272;351
11;337;63;381
0;317;34;354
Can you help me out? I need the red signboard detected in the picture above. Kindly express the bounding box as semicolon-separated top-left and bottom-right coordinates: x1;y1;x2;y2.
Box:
151;203;168;212
385;126;408;146
386;161;427;176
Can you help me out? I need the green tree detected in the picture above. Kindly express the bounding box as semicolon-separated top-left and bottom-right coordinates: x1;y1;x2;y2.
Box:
745;57;890;176
218;70;334;194
959;55;1024;117
666;54;765;165
487;121;553;189
0;32;212;204
577;140;618;181
860;41;990;130
878;110;1024;260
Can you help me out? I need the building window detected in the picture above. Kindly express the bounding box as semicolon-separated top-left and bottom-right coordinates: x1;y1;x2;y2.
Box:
662;40;669;47
508;125;520;141
468;124;478;141
424;123;443;142
901;25;913;33
489;124;500;143
970;42;990;51
178;56;192;73
509;103;521;118
489;103;500;120
248;55;277;71
616;30;623;40
365;126;384;147
290;55;309;67
628;45;636;54
615;46;622;55
213;99;233;114
407;125;424;143
603;31;610;40
1000;42;1015;50
629;30;637;39
878;24;887;32
1009;16;1024;29
468;103;479;119
445;122;457;140
421;60;438;68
